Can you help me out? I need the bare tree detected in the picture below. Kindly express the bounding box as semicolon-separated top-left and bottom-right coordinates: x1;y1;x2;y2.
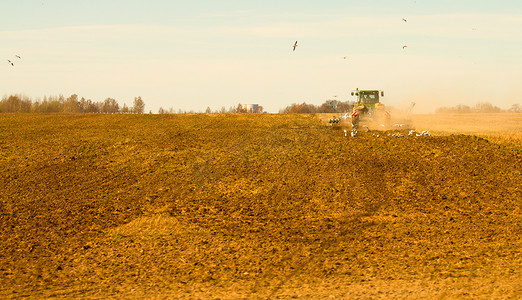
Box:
236;104;247;113
473;102;502;113
133;96;145;114
508;104;521;113
101;98;119;113
63;94;80;113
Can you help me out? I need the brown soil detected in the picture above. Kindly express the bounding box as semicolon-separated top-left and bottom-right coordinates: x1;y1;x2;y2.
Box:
0;113;520;299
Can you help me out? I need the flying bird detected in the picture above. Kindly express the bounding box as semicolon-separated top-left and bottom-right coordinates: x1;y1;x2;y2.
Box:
402;18;407;22
15;55;21;59
342;56;348;59
7;59;14;66
292;41;298;51
402;45;408;49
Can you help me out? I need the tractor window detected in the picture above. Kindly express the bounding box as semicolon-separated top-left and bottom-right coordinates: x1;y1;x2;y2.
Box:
360;92;379;104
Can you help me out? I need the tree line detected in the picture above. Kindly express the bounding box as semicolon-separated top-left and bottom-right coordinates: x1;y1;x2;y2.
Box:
0;94;145;114
158;104;265;114
436;102;521;114
3;94;518;115
279;100;353;114
158;101;351;114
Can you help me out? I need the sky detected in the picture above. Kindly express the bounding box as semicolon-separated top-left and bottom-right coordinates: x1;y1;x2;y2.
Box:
1;0;521;113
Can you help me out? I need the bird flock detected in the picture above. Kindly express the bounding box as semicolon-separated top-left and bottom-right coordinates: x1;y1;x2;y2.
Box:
292;17;410;54
7;16;411;66
343;129;430;138
6;55;21;67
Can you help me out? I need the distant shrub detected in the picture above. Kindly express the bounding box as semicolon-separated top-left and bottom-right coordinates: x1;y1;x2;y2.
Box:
436;102;508;114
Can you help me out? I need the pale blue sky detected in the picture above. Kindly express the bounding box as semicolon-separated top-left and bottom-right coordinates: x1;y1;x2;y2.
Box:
1;1;521;113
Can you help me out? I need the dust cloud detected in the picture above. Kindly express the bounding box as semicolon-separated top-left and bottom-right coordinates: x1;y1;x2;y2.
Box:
409;113;522;139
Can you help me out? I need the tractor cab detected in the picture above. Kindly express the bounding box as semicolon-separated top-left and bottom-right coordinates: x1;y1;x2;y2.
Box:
351;89;384;112
350;89;387;128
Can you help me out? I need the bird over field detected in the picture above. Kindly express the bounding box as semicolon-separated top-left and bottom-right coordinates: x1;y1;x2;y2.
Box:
292;41;298;51
7;59;14;66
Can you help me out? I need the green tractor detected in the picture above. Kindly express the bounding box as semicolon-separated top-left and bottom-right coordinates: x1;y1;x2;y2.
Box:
350;89;389;128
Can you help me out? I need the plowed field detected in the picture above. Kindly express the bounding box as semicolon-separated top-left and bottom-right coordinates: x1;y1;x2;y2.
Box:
0;113;520;299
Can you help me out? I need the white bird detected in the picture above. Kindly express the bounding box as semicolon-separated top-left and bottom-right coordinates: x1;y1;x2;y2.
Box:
416;130;430;137
292;41;298;51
